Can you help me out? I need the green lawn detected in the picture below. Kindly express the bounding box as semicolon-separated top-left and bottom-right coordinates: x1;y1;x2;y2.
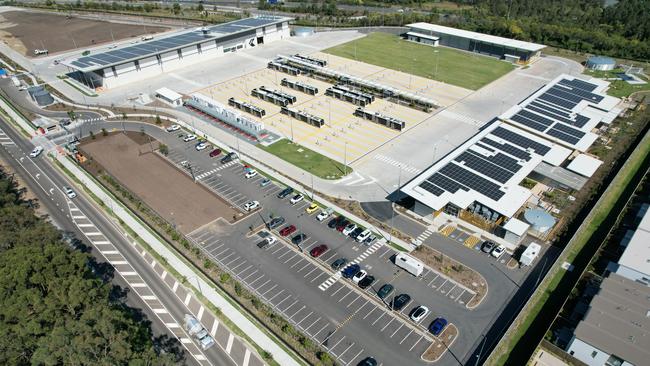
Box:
583;68;650;98
323;32;515;90
259;139;351;180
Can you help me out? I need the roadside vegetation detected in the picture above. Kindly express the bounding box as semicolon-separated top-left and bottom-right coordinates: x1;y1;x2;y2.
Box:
0;167;180;365
324;32;514;90
259;139;350;180
582;68;650;98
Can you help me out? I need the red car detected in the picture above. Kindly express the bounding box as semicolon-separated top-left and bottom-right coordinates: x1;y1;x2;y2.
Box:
336;219;350;232
310;244;328;258
209;148;222;157
279;225;296;237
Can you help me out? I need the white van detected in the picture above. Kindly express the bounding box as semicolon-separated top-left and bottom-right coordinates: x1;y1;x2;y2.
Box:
141;35;153;41
395;253;424;276
356;229;372;243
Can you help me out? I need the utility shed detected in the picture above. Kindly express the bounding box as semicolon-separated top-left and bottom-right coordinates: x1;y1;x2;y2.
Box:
155;87;183;107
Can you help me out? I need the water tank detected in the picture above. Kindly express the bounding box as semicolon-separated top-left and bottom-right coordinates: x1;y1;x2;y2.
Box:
524;208;556;233
586;56;616;71
293;27;314;38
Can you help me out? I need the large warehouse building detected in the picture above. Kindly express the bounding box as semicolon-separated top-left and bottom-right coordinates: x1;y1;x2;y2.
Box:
405;22;545;64
62;16;292;89
400;74;621;236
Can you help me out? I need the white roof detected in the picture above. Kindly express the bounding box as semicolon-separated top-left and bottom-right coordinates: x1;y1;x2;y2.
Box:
155;87;182;101
503;218;530;236
407;22;545;52
500;74;621;152
567;154;602;177
405;31;440;41
542;144;572;166
617;210;650;278
401;121;566;218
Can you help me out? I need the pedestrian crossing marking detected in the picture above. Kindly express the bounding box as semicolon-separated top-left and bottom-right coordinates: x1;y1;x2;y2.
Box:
373;154;422;174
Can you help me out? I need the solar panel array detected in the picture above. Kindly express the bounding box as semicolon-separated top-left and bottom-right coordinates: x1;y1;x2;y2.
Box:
69;17;285;71
417;126;552;201
508;78;602;146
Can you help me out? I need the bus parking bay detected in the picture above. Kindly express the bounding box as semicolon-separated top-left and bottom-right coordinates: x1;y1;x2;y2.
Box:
189;225;436;365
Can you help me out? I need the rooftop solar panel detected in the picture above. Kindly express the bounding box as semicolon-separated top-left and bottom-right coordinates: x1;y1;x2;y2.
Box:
558;78;598;92
480;138;531;161
419;181;445;196
547;128;580;145
511;113;548;132
426;172;468;193
551;122;585;138
455;151;514;183
439;163;505;201
491;126;551;155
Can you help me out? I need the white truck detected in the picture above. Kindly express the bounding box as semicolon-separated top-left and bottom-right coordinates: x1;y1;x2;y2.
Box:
519;242;541;266
11;76;21;88
395;253;424;277
141;35;153;41
33;49;48;55
184;314;215;350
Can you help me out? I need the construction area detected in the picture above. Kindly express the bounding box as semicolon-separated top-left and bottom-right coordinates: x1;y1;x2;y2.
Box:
0;9;170;56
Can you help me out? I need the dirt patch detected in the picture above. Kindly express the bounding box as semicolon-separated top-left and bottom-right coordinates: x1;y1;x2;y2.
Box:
0;10;169;56
78;131;237;233
411;245;487;309
421;324;458;362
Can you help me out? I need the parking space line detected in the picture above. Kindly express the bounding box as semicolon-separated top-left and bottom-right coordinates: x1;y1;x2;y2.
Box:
313;324;330;338
296;261;312;273
347;349;364;366
303;267;317;278
399;329;414;344
337;343;355;361
304;317;322;333
271;245;285;255
310;272;326;283
409;335;424;352
260;284;277;298
249;276;268;288
266;289;284;303
277;249;293;259
362;306;377;320
289;305;305;319
338;289;353;303
346;295;361;308
390;323;404;338
296;311;313;326
283;252;298;264
240;268;258;282
330;284;345;297
371;312;386;326
281;299;298;313
380;318;394;331
328;336;346;352
227;257;246;270
290;258;305;269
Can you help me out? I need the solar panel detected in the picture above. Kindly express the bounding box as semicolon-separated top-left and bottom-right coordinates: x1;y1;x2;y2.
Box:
455;151;514;183
418;181;445;196
480;138;531;161
551;122;585;138
511;113;548;132
426;172;467;193
439;163;505;201
490;127;551;155
547;128;580;145
558;78;598;92
475;142;495;152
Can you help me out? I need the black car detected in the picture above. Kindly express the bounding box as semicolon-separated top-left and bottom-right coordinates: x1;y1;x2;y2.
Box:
349;227;364;239
331;258;348;270
220;152;237;164
481;240;496;253
291;233;308;245
390;294;411;311
327;216;342;229
358;275;375;289
277;187;294;199
267;216;286;230
357;357;377;366
377;284;394;299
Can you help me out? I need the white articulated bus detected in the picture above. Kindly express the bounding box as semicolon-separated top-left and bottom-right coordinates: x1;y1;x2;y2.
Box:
395;253;424;277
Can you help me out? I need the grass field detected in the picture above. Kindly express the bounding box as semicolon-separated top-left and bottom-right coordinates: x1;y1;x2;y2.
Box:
323;32;515;90
259;139;351;180
582;68;650;98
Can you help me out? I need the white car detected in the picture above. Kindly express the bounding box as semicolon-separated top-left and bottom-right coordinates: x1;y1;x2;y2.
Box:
316;210;330;221
265;236;277;246
342;223;357;236
63;186;77;199
245;170;258;179
195;142;208;151
290;194;304;205
183;134;197;142
243;200;260;211
166;124;180;132
352;269;367;283
410;306;429;322
29;146;44;158
491;245;506;259
356;229;372;243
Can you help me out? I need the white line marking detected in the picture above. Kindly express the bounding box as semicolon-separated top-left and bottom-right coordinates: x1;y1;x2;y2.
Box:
226;334;234;354
184;293;192;306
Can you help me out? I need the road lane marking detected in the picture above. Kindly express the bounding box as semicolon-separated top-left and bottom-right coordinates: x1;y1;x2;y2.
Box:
184;293;192;306
225;334;234;354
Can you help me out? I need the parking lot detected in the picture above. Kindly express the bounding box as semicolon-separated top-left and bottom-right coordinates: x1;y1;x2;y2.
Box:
100;122;534;365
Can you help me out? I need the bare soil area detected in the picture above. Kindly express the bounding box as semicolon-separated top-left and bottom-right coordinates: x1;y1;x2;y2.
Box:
0;10;169;56
421;324;458;362
79;131;236;234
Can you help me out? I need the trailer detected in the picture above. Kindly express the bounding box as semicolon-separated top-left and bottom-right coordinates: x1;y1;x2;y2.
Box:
394;253;424;276
519;243;541;266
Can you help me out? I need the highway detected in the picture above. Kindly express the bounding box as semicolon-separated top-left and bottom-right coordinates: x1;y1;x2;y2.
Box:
0;117;242;366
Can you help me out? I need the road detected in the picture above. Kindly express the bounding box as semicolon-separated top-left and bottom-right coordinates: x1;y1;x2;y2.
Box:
67;120;545;366
0;117;245;366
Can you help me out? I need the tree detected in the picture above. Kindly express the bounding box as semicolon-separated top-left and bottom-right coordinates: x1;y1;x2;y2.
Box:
0;168;179;365
101;127;108;136
172;2;181;14
159;143;169;155
155;115;162;125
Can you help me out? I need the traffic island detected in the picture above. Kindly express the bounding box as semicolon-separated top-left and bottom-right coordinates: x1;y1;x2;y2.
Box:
421;324;459;363
411;245;488;309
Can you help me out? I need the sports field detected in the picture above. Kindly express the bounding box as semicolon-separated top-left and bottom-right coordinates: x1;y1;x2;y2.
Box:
324;32;515;90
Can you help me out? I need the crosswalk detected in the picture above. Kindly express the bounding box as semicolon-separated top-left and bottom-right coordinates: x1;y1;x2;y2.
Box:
0;128;14;145
464;235;482;248
318;239;386;291
437;109;482;126
195;161;238;180
439;224;456;237
373;154;422;175
411;227;435;246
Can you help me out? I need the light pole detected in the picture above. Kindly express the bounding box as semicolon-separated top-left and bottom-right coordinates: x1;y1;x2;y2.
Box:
343;141;348;175
434;50;440;79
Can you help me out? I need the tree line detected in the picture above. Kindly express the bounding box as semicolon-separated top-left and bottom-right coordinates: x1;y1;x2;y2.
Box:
0;168;181;365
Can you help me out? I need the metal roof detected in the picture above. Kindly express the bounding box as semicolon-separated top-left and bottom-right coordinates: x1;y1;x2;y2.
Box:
567;154;602;177
407;22;545;52
64;16;291;73
573;273;650;366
